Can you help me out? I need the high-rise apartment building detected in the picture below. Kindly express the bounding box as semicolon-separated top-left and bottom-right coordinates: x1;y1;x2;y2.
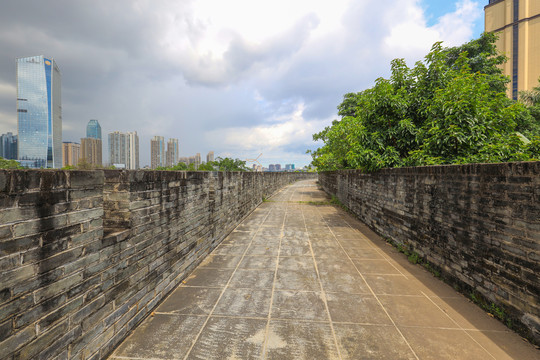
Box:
194;153;201;169
206;151;214;163
80;119;103;167
17;55;62;168
108;131;139;169
166;138;179;167
151;136;165;169
0;132;18;160
86;119;102;140
485;0;540;99
62;142;80;167
81;138;102;166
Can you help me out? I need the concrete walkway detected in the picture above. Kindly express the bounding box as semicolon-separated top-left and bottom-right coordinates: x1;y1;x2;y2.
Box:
108;180;539;360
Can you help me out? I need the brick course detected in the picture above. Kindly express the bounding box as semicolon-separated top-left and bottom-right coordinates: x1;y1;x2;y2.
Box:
318;162;540;344
0;169;314;359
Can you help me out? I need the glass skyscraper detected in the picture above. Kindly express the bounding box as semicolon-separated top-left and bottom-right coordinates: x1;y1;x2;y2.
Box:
17;55;62;168
86;119;101;139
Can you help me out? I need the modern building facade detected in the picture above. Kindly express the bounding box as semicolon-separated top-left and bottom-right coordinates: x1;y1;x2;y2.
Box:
108;131;139;169
166;138;179;167
62;142;80;167
0;132;18;160
485;0;540;99
86;119;102;140
17;55;62;168
150;136;165;169
80;137;102;166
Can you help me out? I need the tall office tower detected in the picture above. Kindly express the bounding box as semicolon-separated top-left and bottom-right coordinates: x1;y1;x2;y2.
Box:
62;142;80;167
108;131;139;169
17;55;62;168
150;136;165;169
80;137;102;166
0;132;18;160
269;164;276;172
86;119;102;139
485;0;540;99
166;138;179;167
206;151;214;163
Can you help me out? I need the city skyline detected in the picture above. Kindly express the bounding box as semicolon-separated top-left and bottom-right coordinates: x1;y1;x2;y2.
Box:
0;1;485;168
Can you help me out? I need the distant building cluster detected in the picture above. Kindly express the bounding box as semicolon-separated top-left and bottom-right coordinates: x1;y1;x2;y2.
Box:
265;163;295;172
151;136;179;168
178;153;202;169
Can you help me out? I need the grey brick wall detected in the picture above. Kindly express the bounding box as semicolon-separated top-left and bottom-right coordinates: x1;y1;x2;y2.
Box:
0;170;315;360
318;162;540;344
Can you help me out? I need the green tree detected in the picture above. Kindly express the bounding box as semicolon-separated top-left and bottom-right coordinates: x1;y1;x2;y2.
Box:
213;157;250;171
0;157;23;169
157;162;188;170
519;78;540;133
155;157;250;172
310;33;540;172
198;162;216;171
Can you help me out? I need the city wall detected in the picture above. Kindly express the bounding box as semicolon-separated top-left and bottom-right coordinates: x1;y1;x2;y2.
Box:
0;170;315;360
318;162;540;344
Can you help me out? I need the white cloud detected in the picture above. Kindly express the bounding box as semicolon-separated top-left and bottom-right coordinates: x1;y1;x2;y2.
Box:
383;0;481;59
0;82;15;99
159;0;351;86
206;102;327;151
432;0;481;45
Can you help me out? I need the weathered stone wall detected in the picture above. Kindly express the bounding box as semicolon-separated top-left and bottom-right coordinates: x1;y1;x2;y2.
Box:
318;162;540;344
0;170;315;360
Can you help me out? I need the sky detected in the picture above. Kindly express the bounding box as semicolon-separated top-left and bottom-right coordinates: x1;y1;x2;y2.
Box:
0;0;485;168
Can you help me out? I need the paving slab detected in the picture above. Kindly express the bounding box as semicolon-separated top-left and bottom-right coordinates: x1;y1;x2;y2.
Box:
108;179;540;360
